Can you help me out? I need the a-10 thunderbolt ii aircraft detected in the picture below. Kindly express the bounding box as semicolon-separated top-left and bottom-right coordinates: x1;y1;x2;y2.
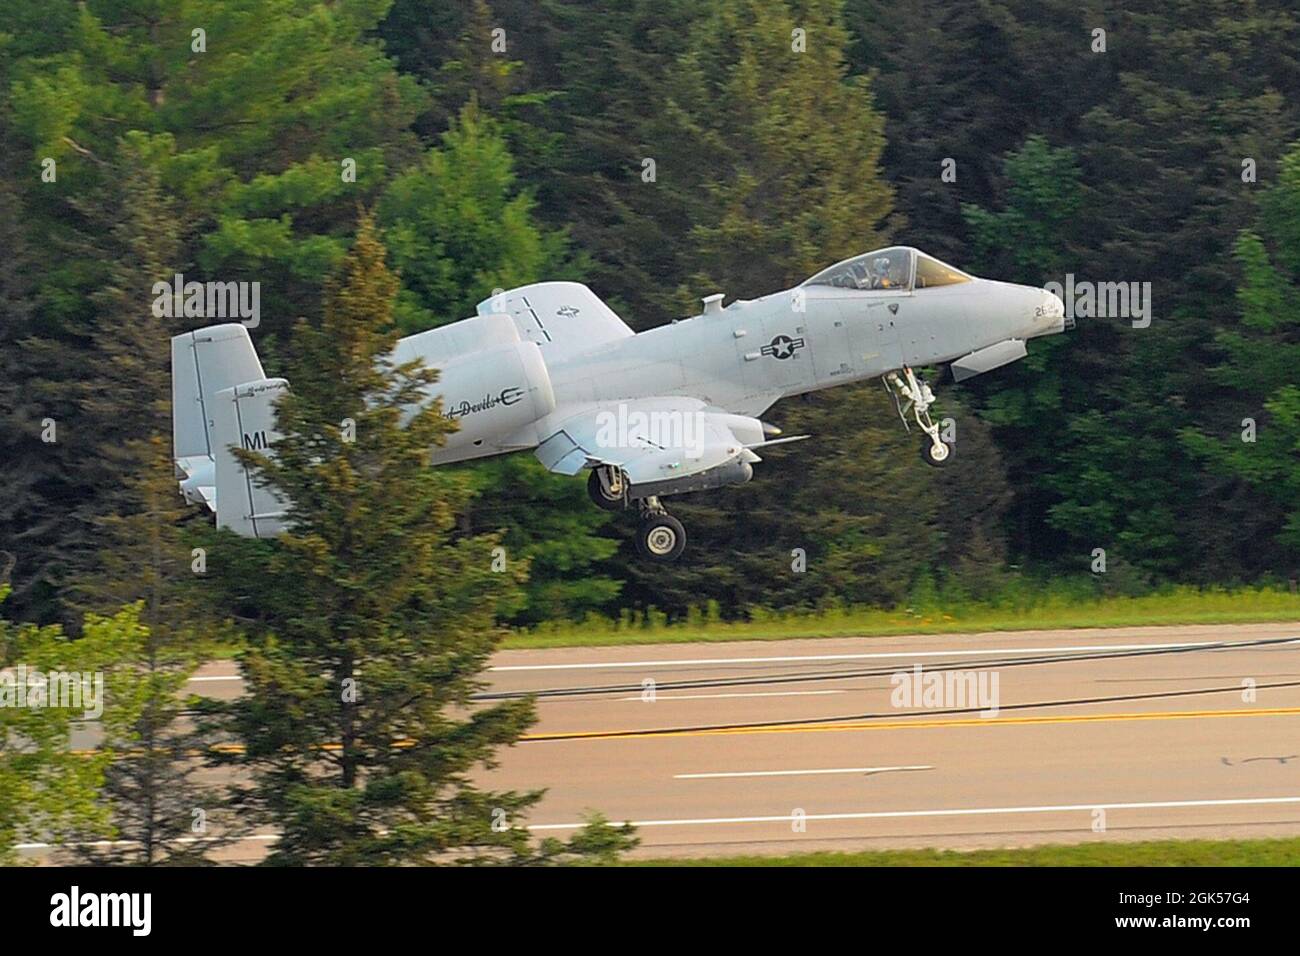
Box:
172;246;1068;561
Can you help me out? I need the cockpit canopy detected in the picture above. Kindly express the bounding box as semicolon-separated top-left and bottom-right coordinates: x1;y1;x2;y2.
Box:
802;247;972;292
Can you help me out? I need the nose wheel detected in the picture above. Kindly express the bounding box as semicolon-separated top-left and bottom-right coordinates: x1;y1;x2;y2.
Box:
920;437;954;467
887;366;954;469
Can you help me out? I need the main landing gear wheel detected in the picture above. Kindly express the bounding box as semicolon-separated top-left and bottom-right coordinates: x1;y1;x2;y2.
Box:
587;467;626;511
920;438;954;468
635;513;687;562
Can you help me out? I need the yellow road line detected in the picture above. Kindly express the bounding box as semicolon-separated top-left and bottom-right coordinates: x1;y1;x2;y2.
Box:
75;706;1300;756
520;705;1300;742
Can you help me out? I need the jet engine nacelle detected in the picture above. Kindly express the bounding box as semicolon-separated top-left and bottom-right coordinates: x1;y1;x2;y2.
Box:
628;456;754;499
619;410;765;499
428;340;557;452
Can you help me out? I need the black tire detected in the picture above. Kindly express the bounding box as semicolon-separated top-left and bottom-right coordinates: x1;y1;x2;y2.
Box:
920;438;954;468
587;469;625;511
635;514;687;561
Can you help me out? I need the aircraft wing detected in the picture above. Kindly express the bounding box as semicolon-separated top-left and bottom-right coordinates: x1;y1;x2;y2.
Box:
533;398;759;484
475;281;633;362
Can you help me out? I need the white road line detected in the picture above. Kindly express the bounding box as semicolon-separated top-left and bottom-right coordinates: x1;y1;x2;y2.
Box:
24;795;1300;850
674;765;932;779
492;639;1297;672
183;637;1300;684
525;795;1300;830
618;690;845;702
15;834;279;851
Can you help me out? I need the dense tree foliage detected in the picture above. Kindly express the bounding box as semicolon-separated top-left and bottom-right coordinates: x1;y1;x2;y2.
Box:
67;436;221;865
0;578;111;863
1184;144;1300;562
0;0;425;623
2;0;1297;627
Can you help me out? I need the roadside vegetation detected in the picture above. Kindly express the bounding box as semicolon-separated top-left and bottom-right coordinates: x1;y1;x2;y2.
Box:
631;836;1300;867
508;584;1300;649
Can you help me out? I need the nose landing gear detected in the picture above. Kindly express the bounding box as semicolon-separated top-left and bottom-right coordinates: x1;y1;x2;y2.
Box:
887;366;954;468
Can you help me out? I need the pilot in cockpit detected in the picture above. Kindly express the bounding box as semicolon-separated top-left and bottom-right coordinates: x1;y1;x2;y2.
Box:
871;255;894;289
847;260;871;289
877;254;911;290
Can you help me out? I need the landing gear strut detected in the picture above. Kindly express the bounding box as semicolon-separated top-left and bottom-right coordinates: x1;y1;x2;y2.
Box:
588;468;687;561
634;496;686;561
887;366;953;468
587;466;626;511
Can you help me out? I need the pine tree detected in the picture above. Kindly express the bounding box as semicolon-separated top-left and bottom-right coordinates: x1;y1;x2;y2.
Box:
0;174;63;620
460;454;622;626
6;0;427;336
843;0;1113;264
380;0;537;134
0;135;181;625
960;137;1100;564
200;213;635;863
377;102;616;620
67;436;224;865
378;101;572;332
1055;0;1300;578
534;0;724;322
1;0;427;620
673;0;895;301
538;0;895;322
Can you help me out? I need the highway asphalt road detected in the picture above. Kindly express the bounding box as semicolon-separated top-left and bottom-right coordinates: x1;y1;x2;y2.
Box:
27;622;1300;862
479;622;1300;858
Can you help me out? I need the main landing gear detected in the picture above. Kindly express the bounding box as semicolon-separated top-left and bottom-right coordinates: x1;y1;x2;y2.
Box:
886;366;954;468
587;466;626;511
634;497;686;561
587;466;687;562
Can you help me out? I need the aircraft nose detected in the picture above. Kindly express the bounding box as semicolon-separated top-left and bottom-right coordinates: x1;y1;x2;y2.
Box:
1030;287;1067;337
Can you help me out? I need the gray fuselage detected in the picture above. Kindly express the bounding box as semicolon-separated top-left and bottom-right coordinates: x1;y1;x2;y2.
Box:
533;277;1062;429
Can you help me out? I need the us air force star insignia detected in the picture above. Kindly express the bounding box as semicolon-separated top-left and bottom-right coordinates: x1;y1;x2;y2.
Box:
761;334;806;360
556;305;580;318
